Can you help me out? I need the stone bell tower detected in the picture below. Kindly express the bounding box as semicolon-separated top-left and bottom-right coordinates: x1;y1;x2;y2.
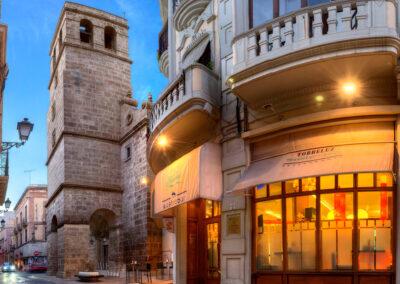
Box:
46;3;131;278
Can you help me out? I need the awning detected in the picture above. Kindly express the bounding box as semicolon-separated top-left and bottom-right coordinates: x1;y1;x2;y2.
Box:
154;142;222;214
231;142;394;194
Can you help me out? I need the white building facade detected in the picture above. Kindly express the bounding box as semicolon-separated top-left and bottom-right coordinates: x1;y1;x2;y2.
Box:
151;0;400;284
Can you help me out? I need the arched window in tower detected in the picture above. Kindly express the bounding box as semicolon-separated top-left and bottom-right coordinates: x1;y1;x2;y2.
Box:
80;19;93;43
104;26;116;50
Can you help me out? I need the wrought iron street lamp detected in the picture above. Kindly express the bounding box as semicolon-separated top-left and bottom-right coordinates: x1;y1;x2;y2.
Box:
0;219;5;229
1;118;34;176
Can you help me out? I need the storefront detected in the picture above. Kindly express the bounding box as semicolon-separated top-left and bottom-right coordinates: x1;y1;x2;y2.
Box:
233;121;396;284
154;142;223;284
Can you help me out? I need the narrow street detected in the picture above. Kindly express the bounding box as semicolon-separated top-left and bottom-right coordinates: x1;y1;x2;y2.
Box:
0;271;173;284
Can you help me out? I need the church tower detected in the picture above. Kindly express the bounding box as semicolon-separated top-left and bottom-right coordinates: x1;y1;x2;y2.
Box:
46;3;131;277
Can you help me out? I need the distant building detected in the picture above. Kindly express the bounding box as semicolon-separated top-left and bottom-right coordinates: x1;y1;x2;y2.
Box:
0;211;15;265
13;185;47;271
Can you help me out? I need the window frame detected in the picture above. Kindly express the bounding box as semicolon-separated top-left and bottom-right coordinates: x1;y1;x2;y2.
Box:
252;172;395;276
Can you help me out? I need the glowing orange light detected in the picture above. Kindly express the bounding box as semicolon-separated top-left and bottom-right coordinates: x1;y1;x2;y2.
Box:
315;95;324;102
140;176;149;186
342;82;357;96
157;135;168;147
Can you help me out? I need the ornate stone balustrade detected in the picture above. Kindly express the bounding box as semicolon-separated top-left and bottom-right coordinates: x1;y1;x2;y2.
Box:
150;63;219;133
232;0;398;77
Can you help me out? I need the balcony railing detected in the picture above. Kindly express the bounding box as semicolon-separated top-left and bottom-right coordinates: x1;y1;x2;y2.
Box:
232;0;398;76
149;63;219;133
0;150;8;177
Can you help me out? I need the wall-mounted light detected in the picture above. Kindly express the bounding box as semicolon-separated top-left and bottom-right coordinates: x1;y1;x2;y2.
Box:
157;135;168;148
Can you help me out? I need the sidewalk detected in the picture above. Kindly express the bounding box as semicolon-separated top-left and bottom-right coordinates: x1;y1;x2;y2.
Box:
28;273;173;284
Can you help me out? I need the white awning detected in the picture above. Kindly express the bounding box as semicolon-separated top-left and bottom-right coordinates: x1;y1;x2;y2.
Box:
154;143;222;214
231;142;394;194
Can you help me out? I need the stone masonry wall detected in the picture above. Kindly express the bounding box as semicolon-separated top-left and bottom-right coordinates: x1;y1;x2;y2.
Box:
120;105;162;267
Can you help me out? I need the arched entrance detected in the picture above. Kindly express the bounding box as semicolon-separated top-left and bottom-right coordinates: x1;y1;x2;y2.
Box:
89;209;118;270
48;215;58;276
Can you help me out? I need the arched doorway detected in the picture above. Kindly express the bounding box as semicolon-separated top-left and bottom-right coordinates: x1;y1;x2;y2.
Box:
48;215;58;276
89;209;118;271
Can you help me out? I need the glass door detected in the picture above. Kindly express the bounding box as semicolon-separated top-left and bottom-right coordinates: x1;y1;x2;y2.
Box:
204;200;221;284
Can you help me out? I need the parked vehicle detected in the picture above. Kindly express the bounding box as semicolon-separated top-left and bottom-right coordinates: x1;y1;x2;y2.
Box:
2;262;16;272
27;256;47;272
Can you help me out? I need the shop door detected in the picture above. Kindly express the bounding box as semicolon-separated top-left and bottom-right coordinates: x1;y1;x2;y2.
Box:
204;219;220;284
204;200;221;284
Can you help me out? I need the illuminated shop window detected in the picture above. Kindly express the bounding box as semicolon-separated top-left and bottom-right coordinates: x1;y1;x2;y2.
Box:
320;193;353;270
269;182;282;196
255;184;267;199
285;179;299;194
338;174;354;189
302;177;316;192
253;172;394;274
286;195;316;270
358;191;393;270
255;200;283;271
321;175;335;190
377;172;393;188
358;173;374;188
205;200;221;219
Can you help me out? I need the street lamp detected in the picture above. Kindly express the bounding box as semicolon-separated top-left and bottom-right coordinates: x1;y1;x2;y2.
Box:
1;118;34;177
0;219;5;230
0;198;11;214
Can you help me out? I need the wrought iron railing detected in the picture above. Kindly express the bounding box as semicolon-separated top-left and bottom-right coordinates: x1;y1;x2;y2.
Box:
0;149;8;177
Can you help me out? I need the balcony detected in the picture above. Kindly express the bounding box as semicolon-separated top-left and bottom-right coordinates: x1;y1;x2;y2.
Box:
158;23;169;78
0;150;8;204
17;223;22;231
148;63;220;172
230;0;400;108
22;218;27;228
173;0;211;31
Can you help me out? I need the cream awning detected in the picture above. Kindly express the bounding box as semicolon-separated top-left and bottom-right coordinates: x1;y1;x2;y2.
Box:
231;142;394;194
154;142;222;214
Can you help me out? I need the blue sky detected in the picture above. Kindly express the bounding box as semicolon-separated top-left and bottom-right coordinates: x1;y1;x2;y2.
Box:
2;0;167;209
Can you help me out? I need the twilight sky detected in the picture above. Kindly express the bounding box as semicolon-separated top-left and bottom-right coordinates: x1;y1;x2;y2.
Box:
2;0;167;209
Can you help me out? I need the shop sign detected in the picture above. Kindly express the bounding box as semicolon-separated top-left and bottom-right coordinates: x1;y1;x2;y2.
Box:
226;213;241;235
284;147;339;167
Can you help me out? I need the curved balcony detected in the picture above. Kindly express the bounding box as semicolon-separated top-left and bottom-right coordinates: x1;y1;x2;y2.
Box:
230;0;400;108
158;23;169;77
158;49;169;78
148;63;220;173
173;0;211;31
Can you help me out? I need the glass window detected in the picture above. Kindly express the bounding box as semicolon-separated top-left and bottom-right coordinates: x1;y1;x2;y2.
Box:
376;172;393;188
269;182;282;196
205;200;213;218
320;193;353;270
252;0;274;27
358;192;393;271
255;200;283;271
358;173;374;188
206;223;219;278
286;195;316;270
213;201;221;217
279;0;301;16
302;177;316;192
321;175;335;190
255;184;267;199
338;174;354;189
285;179;299;194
